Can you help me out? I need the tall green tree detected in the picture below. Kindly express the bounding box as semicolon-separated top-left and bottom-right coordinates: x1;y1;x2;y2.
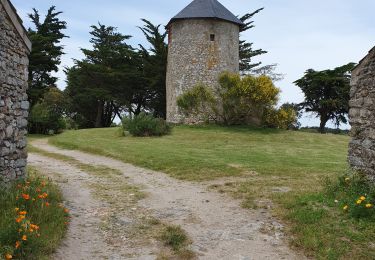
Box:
239;9;283;81
27;6;67;106
239;8;267;73
294;63;356;133
138;19;168;119
65;24;144;128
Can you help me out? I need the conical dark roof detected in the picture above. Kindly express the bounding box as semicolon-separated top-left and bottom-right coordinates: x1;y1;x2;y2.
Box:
168;0;244;26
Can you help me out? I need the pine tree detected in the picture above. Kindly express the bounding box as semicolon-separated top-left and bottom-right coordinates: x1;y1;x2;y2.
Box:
65;24;144;128
294;63;356;133
27;6;67;106
239;8;267;73
138;19;168;118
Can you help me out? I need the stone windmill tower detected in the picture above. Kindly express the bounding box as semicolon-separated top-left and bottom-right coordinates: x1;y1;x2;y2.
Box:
166;0;244;123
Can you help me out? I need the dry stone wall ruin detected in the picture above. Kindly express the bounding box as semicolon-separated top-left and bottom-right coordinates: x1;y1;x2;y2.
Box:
349;47;375;179
0;0;31;184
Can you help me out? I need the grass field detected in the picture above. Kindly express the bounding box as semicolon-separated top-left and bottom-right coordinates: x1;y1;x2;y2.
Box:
49;125;349;181
43;125;375;259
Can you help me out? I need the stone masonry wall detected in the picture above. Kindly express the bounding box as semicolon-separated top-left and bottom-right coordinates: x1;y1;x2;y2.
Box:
349;47;375;179
0;2;30;184
166;19;239;123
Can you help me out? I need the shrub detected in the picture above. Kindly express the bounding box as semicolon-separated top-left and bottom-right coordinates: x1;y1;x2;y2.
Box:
121;113;171;137
0;168;69;259
177;84;217;123
219;72;280;125
176;72;281;126
263;106;298;130
325;172;375;220
29;88;67;134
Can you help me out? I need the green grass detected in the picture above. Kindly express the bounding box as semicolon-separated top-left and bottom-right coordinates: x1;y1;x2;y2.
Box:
41;125;375;259
283;190;375;259
158;225;194;259
160;225;190;252
0;168;68;260
49;125;349;181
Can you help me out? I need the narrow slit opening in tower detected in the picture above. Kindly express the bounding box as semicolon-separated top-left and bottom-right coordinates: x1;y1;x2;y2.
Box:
210;34;215;41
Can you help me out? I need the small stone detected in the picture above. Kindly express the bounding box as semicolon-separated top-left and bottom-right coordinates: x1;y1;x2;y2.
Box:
20;101;29;110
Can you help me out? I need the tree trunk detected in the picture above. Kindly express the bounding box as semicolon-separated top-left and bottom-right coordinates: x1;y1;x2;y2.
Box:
95;100;104;128
319;114;329;133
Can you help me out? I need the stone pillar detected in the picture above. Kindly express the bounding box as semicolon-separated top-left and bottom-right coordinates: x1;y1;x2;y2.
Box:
0;0;31;184
166;19;240;123
348;47;375;179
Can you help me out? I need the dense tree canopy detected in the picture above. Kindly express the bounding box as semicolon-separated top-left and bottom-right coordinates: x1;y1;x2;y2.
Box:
294;63;356;133
138;19;168;118
65;24;144;128
27;6;67;107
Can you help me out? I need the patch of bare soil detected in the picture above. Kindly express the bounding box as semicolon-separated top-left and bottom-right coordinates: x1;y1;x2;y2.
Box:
29;139;305;260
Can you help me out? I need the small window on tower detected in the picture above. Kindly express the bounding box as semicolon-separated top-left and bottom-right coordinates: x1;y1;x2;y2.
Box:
210;34;215;41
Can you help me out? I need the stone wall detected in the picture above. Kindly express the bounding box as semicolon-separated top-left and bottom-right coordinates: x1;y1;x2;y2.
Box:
166;19;239;123
0;1;30;184
348;47;375;179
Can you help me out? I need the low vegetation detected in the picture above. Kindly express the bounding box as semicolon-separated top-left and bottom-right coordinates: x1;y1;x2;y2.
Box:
121;113;171;137
160;225;190;252
280;173;375;259
0;168;68;260
177;72;297;129
158;225;194;259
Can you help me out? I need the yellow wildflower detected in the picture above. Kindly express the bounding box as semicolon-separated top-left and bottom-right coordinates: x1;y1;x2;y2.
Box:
343;205;348;211
356;200;362;205
360;196;366;201
366;204;373;208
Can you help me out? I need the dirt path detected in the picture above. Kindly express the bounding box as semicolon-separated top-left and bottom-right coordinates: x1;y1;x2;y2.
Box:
29;139;304;260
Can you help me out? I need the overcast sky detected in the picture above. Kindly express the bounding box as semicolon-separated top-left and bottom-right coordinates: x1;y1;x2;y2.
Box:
11;0;375;128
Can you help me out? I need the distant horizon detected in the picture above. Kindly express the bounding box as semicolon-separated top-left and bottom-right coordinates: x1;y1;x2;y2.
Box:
11;0;375;129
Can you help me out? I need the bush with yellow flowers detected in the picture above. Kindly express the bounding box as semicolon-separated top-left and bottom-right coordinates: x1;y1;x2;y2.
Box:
177;72;282;126
0;168;69;260
325;172;375;220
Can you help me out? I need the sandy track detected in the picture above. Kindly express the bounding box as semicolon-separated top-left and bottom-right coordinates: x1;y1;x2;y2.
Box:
29;139;304;260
